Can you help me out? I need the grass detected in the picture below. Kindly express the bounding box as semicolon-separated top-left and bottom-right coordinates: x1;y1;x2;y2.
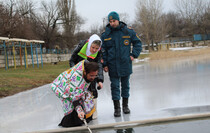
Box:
148;47;210;61
0;61;70;97
139;53;150;59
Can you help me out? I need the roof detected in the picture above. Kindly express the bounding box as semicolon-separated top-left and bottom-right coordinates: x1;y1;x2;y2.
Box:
0;37;44;43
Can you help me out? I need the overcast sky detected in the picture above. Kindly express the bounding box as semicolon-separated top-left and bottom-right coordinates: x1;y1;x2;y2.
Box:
30;0;209;31
1;0;210;31
25;0;177;31
75;0;176;31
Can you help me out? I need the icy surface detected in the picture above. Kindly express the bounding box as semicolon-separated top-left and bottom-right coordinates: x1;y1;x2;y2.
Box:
1;57;210;133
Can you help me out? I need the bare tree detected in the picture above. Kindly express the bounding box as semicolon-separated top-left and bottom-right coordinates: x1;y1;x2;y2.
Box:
0;4;9;36
135;0;165;51
75;31;91;43
175;0;206;35
16;0;35;17
0;0;40;39
163;12;181;37
175;0;205;22
0;0;88;49
57;0;82;48
2;0;16;38
74;15;85;33
90;24;100;35
38;0;60;48
203;3;210;34
15;0;37;39
199;2;210;44
58;0;72;34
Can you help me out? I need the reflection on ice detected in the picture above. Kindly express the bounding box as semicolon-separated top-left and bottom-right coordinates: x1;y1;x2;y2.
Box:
148;55;210;73
163;105;210;116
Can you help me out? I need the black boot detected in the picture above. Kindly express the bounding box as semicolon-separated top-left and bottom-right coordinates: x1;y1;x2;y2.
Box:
122;98;130;114
113;100;121;117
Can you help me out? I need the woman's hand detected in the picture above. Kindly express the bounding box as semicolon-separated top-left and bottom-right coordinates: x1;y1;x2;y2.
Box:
97;82;103;90
78;112;85;119
104;66;108;72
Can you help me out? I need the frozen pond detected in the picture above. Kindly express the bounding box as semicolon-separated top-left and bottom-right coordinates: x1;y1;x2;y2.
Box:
1;56;210;133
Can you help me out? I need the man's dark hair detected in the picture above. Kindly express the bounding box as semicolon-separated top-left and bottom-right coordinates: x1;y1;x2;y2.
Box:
84;61;99;74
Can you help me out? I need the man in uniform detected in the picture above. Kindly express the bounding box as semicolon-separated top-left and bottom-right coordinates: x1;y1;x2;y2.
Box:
101;11;142;117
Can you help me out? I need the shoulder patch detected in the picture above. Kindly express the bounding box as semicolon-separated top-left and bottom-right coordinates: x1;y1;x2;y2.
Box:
104;38;112;41
101;32;105;37
136;34;140;39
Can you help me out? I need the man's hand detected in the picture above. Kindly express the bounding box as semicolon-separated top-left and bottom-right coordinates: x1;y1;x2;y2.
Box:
130;56;134;61
104;66;108;72
78;112;85;119
97;82;103;90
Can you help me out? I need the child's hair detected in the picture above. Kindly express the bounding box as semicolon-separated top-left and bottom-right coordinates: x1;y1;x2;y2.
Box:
84;61;99;74
92;40;101;46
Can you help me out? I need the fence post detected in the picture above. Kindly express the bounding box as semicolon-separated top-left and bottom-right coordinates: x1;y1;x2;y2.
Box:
30;42;34;68
19;41;22;68
35;44;39;68
23;43;26;69
3;40;8;70
40;44;43;68
12;42;16;69
25;42;28;68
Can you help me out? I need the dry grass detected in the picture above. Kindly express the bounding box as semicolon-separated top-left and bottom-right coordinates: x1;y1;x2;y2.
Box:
149;47;210;61
148;46;210;69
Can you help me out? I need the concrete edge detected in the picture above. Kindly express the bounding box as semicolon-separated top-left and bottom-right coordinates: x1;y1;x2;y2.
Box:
26;112;210;133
